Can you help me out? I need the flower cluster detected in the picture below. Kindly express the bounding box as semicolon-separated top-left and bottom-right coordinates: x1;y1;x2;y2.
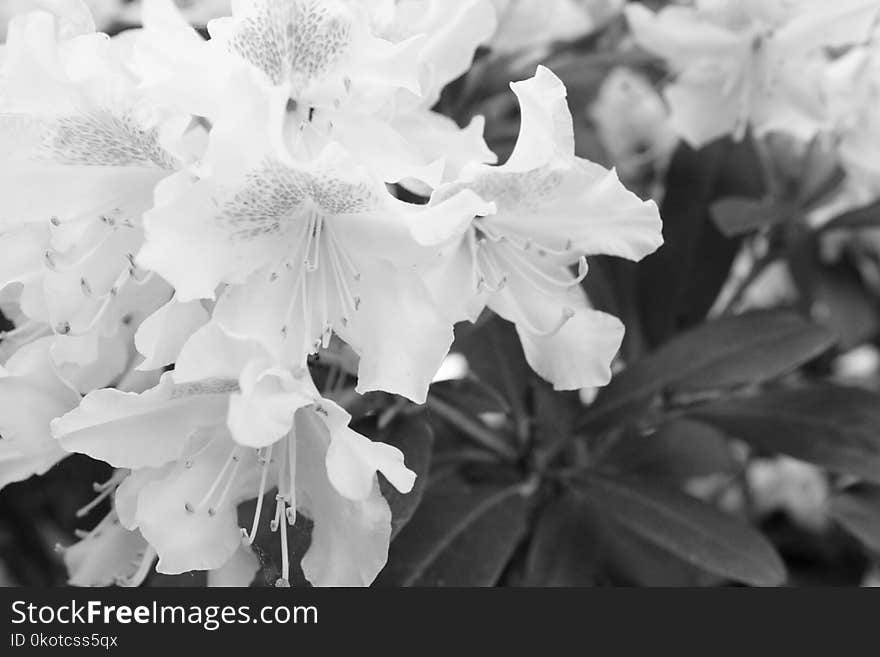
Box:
0;0;662;586
626;0;880;148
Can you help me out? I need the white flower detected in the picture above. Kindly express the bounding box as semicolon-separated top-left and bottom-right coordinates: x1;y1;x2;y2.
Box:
626;0;880;147
53;324;417;586
489;0;622;56
0;7;199;387
61;508;157;588
0;0;105;41
362;0;500;191
825;42;880;197
421;67;662;390
0;337;80;491
589;67;677;182
138;80;489;402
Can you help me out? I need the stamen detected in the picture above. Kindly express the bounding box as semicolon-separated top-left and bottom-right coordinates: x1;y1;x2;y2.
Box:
478;221;578;258
242;445;273;546
76;470;127;518
208;451;242;516
496;247;588;289
195;447;240;511
116;546;157;587
273;496;291;587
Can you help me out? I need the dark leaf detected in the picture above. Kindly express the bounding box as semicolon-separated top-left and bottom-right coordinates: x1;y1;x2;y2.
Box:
600;418;737;482
523;494;602;586
691;386;880;484
600;518;719;587
710;197;792;237
820;199;880;232
376;474;531;586
638;138;764;346
577;473;786;586
788;237;879;351
831;484;880;553
454;315;530;415
580;310;835;432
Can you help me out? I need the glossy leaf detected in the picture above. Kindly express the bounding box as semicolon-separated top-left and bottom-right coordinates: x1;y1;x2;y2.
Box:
710;197;792;237
577;473;786;586
638;139;764;346
580;310;835;432
600;418;737;482
691;387;880;484
376;473;531;587
523;494;602;586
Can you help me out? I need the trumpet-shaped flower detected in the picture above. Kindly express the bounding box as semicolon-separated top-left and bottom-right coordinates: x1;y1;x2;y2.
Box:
0;8;198;386
424;66;663;390
626;0;880;147
54;324;417;586
209;0;422;108
138;83;490;402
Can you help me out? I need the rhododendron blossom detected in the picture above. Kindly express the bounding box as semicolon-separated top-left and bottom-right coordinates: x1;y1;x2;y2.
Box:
626;0;880;147
425;67;662;390
0;0;672;589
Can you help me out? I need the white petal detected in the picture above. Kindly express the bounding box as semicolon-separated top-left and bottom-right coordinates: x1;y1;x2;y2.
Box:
136;435;256;575
504;65;575;172
135;296;209;371
296;420;393;587
347;261;453;403
227;362;313;449
207;545;260;587
65;517;154;588
326;424;416;500
52;373;230;469
173;322;269;384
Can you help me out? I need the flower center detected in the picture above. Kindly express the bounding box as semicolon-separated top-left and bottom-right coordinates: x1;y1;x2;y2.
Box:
469;220;586;336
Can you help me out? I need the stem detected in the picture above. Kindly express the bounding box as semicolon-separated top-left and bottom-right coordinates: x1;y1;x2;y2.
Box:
427;396;519;462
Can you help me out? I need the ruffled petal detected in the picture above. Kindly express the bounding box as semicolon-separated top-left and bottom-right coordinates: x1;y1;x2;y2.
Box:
296;418;393;587
488;264;623;389
515;308;624;390
64;514;155;588
174;322;269;384
503;65;576;172
326;424;415;500
52;373;232;469
345;260;453;403
136;433;259;575
135;296;209;371
227;361;314;449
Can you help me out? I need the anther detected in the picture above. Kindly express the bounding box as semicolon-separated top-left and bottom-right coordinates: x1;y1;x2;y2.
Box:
184;502;195;514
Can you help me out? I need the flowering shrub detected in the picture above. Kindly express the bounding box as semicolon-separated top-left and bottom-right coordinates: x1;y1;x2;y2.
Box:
2;0;880;588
